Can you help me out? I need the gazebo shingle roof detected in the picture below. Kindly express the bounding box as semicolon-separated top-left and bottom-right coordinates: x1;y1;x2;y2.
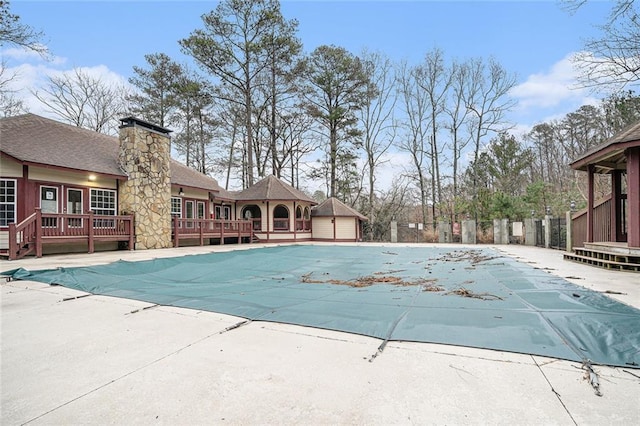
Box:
233;175;316;203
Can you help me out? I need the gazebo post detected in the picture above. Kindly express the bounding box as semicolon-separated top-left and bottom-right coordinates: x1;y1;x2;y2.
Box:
587;164;595;243
627;147;640;247
611;170;622;242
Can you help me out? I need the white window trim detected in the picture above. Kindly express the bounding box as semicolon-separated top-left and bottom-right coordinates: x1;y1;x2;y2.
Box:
0;179;17;227
90;188;117;216
171;197;182;218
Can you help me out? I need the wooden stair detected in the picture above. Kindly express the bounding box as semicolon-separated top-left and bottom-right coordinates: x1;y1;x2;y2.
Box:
564;243;640;272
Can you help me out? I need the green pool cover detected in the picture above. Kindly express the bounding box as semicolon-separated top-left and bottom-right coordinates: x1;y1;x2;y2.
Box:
3;245;639;368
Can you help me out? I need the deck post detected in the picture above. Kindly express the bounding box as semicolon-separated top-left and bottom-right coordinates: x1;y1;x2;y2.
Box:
220;219;224;245
587;164;595;243
199;219;204;246
173;217;179;248
88;211;95;253
35;208;43;258
627;147;640;247
128;215;135;250
8;223;17;260
238;221;242;244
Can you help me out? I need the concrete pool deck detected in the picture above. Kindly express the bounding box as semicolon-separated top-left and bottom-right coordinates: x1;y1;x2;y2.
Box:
2;243;639;425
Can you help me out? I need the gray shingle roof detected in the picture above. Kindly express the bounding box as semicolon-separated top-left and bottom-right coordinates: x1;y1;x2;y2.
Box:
0;113;222;192
311;197;367;220
233;175;316;203
1;113;125;177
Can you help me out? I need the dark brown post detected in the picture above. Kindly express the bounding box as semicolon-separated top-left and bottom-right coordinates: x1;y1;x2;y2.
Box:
8;223;17;260
220;218;225;245
586;164;595;243
199;219;204;246
35;208;43;258
128;214;135;250
627;147;640;248
611;170;622;242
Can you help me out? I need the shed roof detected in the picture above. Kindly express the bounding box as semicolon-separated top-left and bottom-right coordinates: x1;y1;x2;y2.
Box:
570;120;640;173
233;175;316;203
0;114;222;192
311;197;367;220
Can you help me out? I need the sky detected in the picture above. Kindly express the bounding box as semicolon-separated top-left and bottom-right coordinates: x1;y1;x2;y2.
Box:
2;0;619;191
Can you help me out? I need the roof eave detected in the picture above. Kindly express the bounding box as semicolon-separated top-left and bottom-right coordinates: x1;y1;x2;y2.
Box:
570;140;639;171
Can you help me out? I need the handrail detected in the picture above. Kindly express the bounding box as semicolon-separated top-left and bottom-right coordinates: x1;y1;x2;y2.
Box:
8;211;38;260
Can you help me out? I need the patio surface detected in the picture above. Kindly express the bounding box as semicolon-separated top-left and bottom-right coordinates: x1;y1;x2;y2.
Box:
2;243;639;425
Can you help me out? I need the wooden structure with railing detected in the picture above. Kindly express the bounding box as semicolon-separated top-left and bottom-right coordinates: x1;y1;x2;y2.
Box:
6;208;134;260
172;218;255;247
564;121;640;272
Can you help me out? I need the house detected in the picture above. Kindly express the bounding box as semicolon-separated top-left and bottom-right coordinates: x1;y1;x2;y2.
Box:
0;114;367;260
564;120;640;271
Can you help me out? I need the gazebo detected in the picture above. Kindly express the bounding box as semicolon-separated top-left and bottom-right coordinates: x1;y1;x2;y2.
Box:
564;121;640;271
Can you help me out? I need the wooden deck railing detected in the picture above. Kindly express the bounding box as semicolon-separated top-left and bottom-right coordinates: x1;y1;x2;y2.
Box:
571;195;611;249
7;209;134;260
172;218;254;247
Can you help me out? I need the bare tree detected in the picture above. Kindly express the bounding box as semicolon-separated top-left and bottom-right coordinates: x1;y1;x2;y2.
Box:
1;1;48;116
416;48;451;224
565;0;640;90
0;0;47;55
462;57;517;219
32;68;128;134
396;61;430;225
0;58;27;116
358;49;397;240
443;59;472;212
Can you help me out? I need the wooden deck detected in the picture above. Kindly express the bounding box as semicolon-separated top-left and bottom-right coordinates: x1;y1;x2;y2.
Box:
4;209;134;260
564;242;640;272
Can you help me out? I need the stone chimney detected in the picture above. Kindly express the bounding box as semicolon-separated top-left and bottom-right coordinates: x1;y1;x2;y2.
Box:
118;117;172;250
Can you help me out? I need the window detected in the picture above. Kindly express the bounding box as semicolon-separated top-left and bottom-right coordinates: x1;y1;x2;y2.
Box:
197;201;205;219
90;189;116;215
0;179;17;227
90;188;116;228
171;197;182;218
273;204;289;231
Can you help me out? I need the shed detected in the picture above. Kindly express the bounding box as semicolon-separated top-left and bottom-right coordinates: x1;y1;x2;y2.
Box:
311;197;367;242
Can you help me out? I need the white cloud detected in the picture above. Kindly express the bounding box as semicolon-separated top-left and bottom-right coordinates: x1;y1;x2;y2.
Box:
510;53;588;110
2;48;130;118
